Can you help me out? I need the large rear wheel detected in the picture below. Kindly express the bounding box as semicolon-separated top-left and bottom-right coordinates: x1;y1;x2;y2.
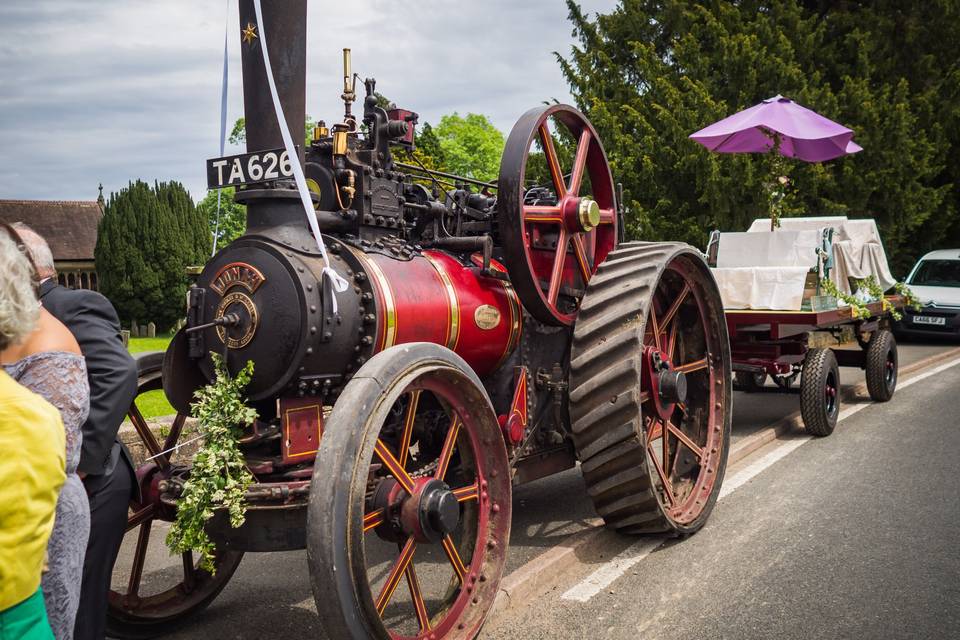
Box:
569;242;732;535
307;343;511;639
107;353;242;639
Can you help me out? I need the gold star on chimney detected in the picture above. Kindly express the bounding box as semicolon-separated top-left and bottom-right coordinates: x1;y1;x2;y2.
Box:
242;22;258;45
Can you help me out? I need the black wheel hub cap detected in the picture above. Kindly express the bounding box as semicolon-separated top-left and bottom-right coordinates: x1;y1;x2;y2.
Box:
419;479;460;542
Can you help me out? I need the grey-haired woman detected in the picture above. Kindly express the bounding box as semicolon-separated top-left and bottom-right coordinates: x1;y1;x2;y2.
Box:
1;224;91;640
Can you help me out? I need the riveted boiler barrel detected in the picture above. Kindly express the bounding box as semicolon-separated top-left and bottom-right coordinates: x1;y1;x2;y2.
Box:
347;249;521;377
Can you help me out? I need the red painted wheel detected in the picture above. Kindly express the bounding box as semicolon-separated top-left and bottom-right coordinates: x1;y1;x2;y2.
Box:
498;104;618;326
639;255;729;527
107;353;242;639
570;243;731;534
308;343;511;639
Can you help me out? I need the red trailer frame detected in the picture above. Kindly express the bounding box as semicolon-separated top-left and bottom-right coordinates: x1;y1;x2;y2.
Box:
726;295;903;436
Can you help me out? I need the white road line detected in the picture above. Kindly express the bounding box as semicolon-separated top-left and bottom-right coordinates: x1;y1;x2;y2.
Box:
560;538;663;602
561;355;960;603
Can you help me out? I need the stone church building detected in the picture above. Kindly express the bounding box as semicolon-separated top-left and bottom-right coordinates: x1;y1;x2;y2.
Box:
0;188;105;291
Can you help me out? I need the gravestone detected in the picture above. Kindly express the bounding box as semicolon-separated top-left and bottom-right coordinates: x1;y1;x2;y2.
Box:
147;322;156;338
130;321;139;338
121;330;130;348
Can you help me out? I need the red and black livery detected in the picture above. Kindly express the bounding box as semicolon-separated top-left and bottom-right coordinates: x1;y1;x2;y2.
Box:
111;2;733;638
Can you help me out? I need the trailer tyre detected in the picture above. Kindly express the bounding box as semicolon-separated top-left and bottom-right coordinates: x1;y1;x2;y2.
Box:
865;329;898;402
800;348;840;437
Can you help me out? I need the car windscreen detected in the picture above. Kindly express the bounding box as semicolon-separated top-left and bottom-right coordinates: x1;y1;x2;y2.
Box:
909;259;960;287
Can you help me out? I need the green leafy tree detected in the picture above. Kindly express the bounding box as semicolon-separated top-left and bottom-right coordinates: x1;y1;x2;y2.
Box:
95;180;210;329
558;0;957;274
433;113;505;182
229;116;316;147
198;187;246;249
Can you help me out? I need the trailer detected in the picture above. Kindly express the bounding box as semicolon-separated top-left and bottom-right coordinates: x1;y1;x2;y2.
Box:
707;217;902;435
726;298;901;435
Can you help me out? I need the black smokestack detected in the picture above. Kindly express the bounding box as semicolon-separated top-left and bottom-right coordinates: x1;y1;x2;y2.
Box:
236;0;308;230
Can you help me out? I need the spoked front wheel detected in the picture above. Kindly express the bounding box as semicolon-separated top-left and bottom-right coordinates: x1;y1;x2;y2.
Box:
307;343;512;639
108;353;242;639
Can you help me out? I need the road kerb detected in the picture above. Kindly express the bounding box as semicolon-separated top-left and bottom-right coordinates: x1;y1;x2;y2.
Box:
487;344;960;623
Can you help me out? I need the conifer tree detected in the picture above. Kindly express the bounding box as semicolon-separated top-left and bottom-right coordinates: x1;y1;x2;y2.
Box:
96;180;210;330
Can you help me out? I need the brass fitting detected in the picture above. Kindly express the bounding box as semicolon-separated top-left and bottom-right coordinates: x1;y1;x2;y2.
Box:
578;198;601;231
332;129;348;156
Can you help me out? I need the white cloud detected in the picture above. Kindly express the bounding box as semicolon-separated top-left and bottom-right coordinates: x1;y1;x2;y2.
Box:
0;0;617;201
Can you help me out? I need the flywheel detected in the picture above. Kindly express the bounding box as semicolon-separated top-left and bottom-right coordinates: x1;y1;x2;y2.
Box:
497;104;618;326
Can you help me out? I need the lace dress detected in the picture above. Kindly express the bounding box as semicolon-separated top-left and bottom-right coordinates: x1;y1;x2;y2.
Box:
4;352;90;640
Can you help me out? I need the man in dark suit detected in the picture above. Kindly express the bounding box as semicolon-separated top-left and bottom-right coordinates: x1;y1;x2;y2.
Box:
15;223;139;640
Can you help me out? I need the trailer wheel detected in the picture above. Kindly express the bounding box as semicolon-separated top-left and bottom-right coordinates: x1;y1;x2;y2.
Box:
865;329;898;402
107;353;242;639
307;343;511;640
569;242;732;535
734;371;766;392
800;348;840;437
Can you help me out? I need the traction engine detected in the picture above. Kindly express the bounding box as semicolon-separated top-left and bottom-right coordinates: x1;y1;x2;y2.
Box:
111;2;732;638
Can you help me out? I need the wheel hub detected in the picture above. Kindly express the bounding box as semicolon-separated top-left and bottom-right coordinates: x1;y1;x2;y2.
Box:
400;478;461;543
644;346;688;419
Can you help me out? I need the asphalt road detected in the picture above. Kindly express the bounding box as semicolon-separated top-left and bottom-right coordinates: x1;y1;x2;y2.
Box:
484;346;960;639
112;341;960;639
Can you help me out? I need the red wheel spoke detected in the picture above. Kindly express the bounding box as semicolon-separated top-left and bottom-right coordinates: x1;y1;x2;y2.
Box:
547;229;569;305
434;415;461;481
675;358;708;374
523;205;563;224
159;413;187;469
648;305;662;351
398;390;420;469
646;419;663;446
598;208;616;224
571;234;592;286
667;322;679;361
538;123;566;199
639;390;651;405
568;129;592;196
375;537;416;615
127;519;151;597
375;439;416;494
452;482;479;503
661;418;670;476
126;505;154;532
404;563;431;632
665;421;704;460
128;404;162;461
441;534;467;583
646;443;676;507
661;284;690;335
363;508;385;532
182;551;196;593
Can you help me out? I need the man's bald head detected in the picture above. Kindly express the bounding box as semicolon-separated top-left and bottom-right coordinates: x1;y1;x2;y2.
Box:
11;222;56;280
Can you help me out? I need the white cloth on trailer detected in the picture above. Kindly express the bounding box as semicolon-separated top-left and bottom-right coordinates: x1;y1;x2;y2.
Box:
716;229;822;268
746;216;896;295
712;266;811;310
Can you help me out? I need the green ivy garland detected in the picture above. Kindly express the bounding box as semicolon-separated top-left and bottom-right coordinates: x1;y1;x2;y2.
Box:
166;353;256;572
818;276;922;322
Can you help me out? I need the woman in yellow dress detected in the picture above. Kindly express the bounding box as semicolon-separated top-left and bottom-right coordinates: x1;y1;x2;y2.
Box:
0;229;66;639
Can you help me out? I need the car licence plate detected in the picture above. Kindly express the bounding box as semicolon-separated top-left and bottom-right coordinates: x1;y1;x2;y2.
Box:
913;315;946;326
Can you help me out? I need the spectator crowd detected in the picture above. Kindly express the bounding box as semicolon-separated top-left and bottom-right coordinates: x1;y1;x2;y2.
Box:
1;223;138;640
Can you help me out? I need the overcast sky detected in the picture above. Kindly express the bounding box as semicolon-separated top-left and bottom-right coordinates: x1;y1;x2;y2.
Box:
0;0;619;202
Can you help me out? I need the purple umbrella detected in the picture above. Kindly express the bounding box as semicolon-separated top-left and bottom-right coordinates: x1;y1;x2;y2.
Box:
689;95;862;162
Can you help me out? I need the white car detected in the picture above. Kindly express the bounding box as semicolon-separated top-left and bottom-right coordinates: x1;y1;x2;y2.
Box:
894;249;960;340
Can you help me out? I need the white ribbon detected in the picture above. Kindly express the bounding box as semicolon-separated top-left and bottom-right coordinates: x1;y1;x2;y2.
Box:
251;0;350;311
211;0;230;256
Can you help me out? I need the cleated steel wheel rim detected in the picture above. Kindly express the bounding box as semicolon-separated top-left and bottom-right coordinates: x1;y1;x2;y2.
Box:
108;353;241;639
640;257;727;526
308;344;511;640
